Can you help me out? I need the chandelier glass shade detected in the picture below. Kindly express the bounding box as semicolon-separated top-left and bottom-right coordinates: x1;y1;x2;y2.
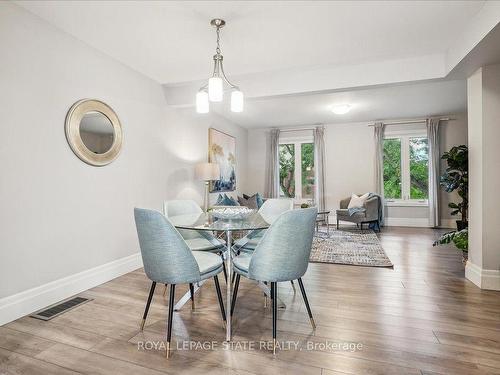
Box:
196;19;243;113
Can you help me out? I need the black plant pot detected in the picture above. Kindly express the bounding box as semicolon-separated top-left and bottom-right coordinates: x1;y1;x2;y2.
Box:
456;220;468;231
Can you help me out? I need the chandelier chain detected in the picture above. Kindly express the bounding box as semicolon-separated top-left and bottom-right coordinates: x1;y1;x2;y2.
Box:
216;26;221;55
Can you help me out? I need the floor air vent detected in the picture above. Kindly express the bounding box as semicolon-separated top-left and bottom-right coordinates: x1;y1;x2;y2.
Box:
30;296;91;321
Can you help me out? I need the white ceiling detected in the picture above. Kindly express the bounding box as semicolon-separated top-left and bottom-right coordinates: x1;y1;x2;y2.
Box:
16;1;500;129
17;1;485;84
211;79;467;128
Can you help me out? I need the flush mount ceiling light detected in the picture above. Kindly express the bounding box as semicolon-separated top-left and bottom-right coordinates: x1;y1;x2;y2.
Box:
196;19;243;114
331;104;352;115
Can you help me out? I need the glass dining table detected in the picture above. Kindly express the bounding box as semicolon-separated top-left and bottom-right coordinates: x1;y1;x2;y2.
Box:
168;211;271;341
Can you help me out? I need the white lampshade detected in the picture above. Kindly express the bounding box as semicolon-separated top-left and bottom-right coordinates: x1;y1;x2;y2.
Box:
196;91;209;113
231;90;244;112
195;162;220;181
208;77;223;102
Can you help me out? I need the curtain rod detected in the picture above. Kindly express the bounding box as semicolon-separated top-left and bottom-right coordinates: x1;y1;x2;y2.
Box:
367;117;451;127
279;125;322;132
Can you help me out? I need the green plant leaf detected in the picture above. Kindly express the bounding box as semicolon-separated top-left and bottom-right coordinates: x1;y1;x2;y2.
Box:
434;229;468;252
440;145;468;220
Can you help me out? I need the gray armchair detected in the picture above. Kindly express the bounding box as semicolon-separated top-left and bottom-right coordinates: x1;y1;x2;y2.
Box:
336;195;381;231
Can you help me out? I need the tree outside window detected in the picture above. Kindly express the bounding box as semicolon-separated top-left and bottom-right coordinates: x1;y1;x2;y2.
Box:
279;143;295;198
383;138;402;199
279;141;314;201
383;134;428;203
409;137;428;199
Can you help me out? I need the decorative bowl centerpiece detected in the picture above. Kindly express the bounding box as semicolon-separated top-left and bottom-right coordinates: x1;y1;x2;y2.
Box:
211;206;255;220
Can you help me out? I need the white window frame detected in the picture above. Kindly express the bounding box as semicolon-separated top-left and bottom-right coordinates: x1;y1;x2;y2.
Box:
383;128;429;207
278;135;314;204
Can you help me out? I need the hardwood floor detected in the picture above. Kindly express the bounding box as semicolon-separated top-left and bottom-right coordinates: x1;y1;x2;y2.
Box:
2;227;500;375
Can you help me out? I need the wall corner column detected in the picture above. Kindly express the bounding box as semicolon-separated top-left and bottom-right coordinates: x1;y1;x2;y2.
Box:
465;65;500;290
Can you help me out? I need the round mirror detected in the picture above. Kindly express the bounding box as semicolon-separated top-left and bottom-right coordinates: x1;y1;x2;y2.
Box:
65;99;122;166
79;111;114;154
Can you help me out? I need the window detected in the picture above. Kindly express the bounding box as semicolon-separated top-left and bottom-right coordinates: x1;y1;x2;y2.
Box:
279;143;295;198
279;139;314;202
383;130;428;205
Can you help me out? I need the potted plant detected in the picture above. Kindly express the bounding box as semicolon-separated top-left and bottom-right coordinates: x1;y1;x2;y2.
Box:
440;145;468;230
433;228;468;264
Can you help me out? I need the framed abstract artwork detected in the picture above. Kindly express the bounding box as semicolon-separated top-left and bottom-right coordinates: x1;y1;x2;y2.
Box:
209;128;236;192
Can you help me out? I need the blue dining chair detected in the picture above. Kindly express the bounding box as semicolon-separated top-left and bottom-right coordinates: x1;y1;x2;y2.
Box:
234;198;293;252
134;208;226;358
163;200;224;252
230;207;318;355
163;200;226;303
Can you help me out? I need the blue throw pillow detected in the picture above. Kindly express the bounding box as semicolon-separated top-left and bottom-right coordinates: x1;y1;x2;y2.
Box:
255;193;264;209
225;194;240;206
215;194;225;206
215;193;239;206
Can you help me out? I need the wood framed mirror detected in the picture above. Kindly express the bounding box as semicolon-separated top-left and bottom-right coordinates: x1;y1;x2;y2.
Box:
65;99;123;166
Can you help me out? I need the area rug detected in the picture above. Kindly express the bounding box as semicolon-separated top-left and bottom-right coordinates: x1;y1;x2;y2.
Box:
310;228;393;267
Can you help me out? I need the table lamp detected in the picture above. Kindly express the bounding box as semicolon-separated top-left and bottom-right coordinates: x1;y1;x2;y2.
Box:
195;162;220;212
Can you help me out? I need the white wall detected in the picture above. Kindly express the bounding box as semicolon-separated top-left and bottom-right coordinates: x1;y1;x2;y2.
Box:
0;3;247;321
246;113;467;227
161;107;248;206
466;65;500;290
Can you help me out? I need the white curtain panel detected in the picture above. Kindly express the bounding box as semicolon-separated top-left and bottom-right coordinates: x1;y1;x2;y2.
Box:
265;129;280;198
314;126;326;211
374;122;385;226
427;118;441;227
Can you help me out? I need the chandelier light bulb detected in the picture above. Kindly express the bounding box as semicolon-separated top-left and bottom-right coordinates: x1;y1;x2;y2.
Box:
208;77;223;102
231;90;244;112
196;91;209;113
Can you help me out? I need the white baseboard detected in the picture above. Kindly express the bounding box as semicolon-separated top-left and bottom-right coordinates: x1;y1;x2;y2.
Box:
465;261;500;291
384;217;430;227
331;215;454;229
439;219;457;229
0;253;143;326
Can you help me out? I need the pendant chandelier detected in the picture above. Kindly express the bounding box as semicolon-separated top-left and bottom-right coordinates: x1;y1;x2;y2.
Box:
196;19;243;113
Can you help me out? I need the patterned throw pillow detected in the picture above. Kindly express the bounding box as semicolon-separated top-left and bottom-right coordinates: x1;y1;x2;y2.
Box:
215;193;239;206
237;195;258;209
242;193;264;208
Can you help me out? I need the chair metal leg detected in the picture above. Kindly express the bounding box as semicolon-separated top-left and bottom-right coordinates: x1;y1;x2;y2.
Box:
337;218;339;230
264;281;268;308
140;281;156;330
297;278;316;330
213;275;226;323
231;274;241;316
162;284;168;297
166;284;176;358
189;283;195;310
290;280;296;293
222;261;228;282
271;282;278;355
